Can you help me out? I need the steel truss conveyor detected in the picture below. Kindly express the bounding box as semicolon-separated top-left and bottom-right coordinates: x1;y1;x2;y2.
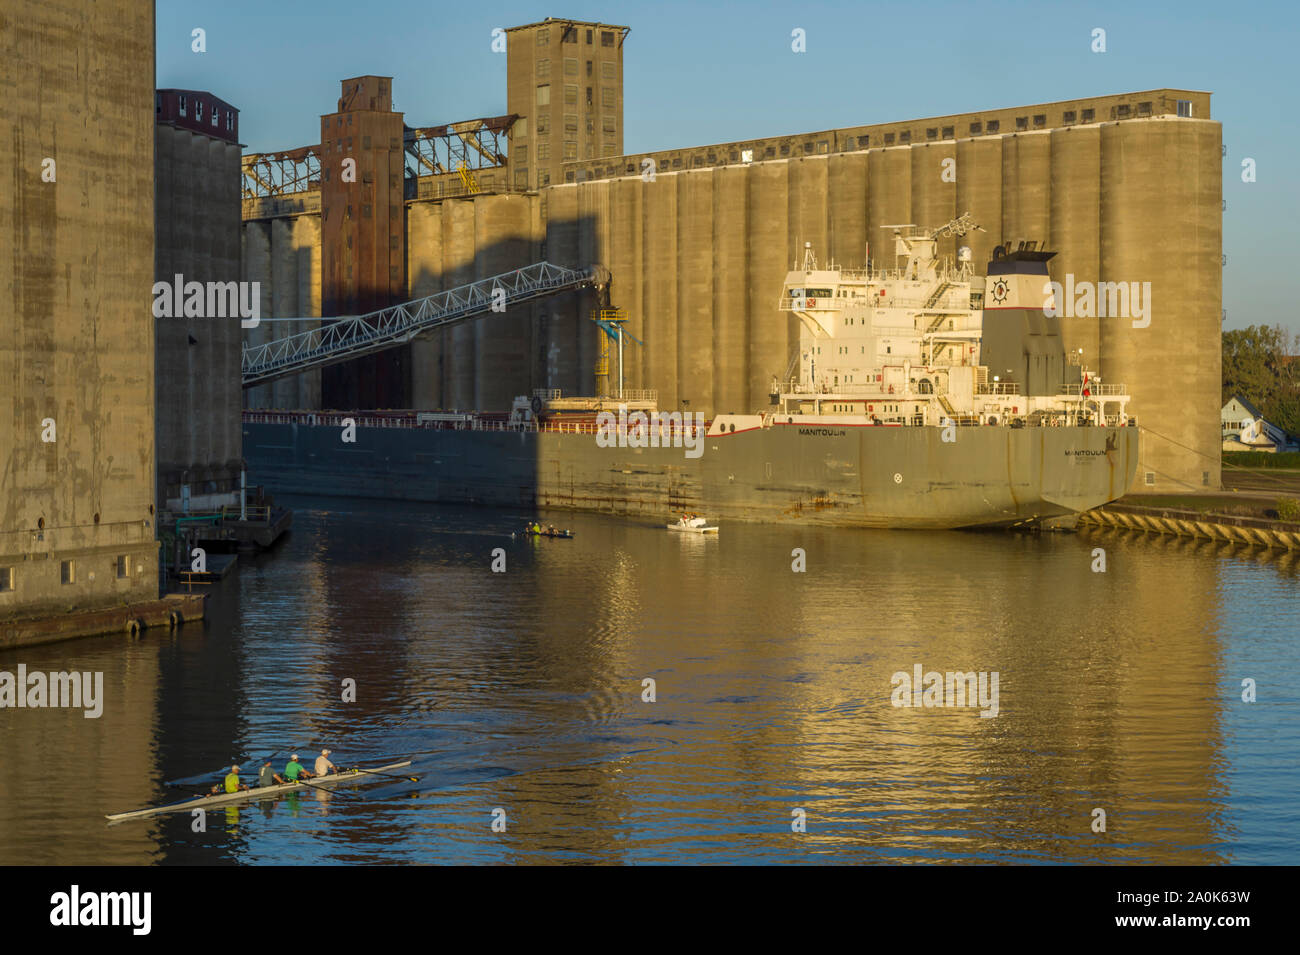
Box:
241;261;609;388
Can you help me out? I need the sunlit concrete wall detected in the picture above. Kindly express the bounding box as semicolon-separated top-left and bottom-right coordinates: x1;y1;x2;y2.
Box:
0;0;159;618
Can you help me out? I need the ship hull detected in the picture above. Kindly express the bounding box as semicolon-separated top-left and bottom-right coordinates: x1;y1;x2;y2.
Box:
242;420;1137;529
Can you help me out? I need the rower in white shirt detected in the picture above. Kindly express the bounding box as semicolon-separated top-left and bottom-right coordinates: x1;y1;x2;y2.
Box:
314;749;339;776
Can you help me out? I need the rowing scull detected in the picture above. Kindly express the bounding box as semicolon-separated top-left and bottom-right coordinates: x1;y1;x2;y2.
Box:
105;760;413;823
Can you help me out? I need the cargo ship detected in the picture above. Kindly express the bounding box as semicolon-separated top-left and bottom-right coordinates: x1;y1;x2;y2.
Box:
243;215;1138;529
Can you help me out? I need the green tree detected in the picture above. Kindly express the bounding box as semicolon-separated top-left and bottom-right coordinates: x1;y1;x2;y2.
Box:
1222;325;1300;437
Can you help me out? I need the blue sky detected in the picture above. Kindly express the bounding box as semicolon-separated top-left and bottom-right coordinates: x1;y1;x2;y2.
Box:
157;0;1299;337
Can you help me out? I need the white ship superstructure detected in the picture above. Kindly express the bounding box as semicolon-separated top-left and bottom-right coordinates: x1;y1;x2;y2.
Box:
766;214;1130;430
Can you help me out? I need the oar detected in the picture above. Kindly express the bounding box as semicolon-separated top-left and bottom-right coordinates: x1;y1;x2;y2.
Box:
166;751;283;788
346;766;421;783
290;777;364;799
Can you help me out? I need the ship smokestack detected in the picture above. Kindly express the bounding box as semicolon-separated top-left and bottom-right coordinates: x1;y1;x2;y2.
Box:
981;244;1067;396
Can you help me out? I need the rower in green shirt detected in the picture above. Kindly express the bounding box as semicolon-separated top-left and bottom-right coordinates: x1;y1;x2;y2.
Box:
284;754;315;782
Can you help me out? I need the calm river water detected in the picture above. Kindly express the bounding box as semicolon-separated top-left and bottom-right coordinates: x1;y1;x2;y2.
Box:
2;496;1298;864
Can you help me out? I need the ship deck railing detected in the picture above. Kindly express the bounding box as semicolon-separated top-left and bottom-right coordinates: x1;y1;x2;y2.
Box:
240;410;705;438
1058;383;1127;396
243;409;1133;433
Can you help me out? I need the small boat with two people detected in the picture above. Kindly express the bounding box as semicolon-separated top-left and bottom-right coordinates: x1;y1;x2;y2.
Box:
667;513;719;534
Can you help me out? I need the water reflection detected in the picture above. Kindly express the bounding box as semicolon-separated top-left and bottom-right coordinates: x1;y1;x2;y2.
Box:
1;497;1297;864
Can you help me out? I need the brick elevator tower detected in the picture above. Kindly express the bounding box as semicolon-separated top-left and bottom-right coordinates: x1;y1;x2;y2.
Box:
320;76;408;408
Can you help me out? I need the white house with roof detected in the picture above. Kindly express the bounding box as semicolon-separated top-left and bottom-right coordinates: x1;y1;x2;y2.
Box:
1222;395;1295;452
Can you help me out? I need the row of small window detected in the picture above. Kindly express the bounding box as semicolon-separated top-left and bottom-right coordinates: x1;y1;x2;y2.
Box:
161;94;235;132
825;400;908;410
537;27;617;46
850;100;1191;147
573;98;1198;178
528;112;618;136
536;84;617;109
536;58;618;79
520;140;616;162
0;557;132;592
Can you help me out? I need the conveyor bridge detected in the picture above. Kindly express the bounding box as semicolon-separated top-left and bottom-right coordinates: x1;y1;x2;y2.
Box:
241;261;608;388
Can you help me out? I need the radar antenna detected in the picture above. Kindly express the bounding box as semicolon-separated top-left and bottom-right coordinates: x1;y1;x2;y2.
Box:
929;212;985;240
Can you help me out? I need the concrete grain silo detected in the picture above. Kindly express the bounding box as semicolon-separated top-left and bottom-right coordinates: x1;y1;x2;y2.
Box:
1099;118;1222;492
712;165;750;413
1048;125;1101;379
